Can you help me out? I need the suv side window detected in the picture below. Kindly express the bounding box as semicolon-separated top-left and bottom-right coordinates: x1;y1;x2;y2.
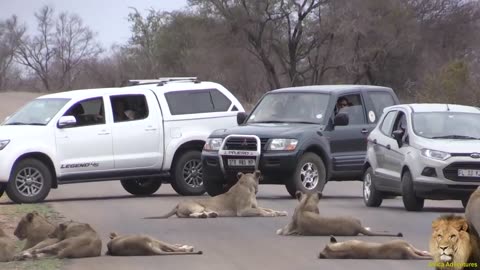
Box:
110;94;149;123
335;94;366;125
63;97;105;127
379;111;397;135
367;92;396;124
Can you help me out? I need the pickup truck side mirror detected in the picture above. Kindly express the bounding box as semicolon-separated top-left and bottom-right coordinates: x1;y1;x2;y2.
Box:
237;112;247;125
57;115;77;128
333;112;349;126
392;129;404;148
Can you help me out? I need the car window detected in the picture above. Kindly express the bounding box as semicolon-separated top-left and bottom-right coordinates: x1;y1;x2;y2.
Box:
210;89;232;112
110;94;149;123
379;111;397;135
391;111;409;144
367;92;396;124
335;94;366;125
165;90;215;115
63;97;105;127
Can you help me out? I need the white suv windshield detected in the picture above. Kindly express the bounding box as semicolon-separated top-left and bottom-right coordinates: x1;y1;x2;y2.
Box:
3;98;70;126
412;112;480;139
247;92;330;124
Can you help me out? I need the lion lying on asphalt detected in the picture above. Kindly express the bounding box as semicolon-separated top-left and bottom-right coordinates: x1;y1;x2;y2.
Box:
14;211;56;250
465;187;480;239
429;214;480;270
144;170;288;218
14;220;102;260
0;228;16;262
318;235;432;259
106;232;203;256
276;191;402;237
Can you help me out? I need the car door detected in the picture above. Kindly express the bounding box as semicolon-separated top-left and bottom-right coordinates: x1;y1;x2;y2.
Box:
110;91;163;170
327;92;372;172
55;96;114;178
371;110;398;188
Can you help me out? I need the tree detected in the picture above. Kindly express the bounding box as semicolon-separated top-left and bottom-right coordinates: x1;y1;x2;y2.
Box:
0;15;24;90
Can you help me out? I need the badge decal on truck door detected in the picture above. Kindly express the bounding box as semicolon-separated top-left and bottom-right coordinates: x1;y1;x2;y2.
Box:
61;162;99;169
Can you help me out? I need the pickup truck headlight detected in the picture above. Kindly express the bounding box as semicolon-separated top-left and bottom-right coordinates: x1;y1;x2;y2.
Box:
203;138;224;151
0;139;10;150
268;139;298;151
421;149;451;161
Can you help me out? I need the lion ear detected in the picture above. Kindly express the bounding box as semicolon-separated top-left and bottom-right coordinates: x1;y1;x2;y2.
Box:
317;192;323;199
432;220;441;230
26;212;34;222
295;191;303;201
253;170;261;179
236;172;244;180
455;219;469;232
329;235;337;243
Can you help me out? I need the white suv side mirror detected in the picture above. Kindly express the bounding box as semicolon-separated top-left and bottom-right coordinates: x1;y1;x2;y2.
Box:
57;115;77;128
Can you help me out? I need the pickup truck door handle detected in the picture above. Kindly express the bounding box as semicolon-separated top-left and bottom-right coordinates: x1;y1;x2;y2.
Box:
145;126;157;131
386;144;391;150
361;129;369;134
98;130;110;135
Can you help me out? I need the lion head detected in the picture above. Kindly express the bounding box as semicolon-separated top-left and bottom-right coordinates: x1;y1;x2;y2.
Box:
14;211;53;240
429;214;472;266
295;191;321;214
49;220;95;240
236;170;262;194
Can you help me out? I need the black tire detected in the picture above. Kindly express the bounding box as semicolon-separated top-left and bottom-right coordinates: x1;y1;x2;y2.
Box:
6;158;52;204
401;170;424;211
171;150;206;196
362;167;383;207
204;177;228;197
121;178;161;196
286;152;326;198
0;183;5;198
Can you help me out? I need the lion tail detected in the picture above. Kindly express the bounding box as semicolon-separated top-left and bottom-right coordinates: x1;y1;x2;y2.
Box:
360;227;403;237
143;205;178;219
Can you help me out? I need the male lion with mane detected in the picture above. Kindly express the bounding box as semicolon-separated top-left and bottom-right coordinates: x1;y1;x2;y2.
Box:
318;235;432;259
276;191;402;236
429;214;480;270
144;170;287;218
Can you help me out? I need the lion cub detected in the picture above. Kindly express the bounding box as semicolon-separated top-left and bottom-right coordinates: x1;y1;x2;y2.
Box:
276;191;403;237
15;220;102;260
106;232;203;256
144;170;287;219
429;214;480;270
0;228;16;262
14;211;56;250
318;236;431;259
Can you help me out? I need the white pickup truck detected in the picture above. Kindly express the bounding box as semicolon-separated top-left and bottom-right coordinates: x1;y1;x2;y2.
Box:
0;77;245;203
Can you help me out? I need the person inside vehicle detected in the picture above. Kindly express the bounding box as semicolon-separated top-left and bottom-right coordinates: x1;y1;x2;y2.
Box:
113;100;135;122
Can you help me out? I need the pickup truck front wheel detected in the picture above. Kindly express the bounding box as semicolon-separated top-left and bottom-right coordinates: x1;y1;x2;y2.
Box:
121;178;161;196
6;158;52;204
286;152;326;198
171;150;206;196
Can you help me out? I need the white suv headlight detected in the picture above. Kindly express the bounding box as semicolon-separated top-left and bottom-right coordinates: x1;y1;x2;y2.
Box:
203;138;224;151
268;139;298;151
421;149;451;161
0;139;10;150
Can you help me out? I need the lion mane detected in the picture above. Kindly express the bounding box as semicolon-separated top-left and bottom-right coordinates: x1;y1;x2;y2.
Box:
429;214;480;270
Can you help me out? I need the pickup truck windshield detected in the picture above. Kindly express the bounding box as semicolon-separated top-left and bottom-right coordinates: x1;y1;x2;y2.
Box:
3;98;70;126
412;112;480;139
247;92;330;124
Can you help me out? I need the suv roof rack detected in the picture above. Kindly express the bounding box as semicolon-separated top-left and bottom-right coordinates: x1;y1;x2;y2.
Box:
126;77;201;87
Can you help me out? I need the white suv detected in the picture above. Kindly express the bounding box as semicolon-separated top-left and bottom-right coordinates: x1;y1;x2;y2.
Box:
363;103;480;211
0;77;244;203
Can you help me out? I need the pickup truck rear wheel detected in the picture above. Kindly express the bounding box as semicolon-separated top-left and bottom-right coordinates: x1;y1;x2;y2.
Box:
286;152;326;198
171;150;206;196
121;178;161;196
6;158;52;204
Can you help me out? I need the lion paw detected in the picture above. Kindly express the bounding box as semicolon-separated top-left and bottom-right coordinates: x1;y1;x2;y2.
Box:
207;211;218;218
275;211;288;216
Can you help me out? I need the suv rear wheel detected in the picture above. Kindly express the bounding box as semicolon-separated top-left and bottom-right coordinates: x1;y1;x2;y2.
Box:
401;170;424;211
121;178;161;196
171;150;206;196
286;152;326;198
6;158;52;204
363;167;383;207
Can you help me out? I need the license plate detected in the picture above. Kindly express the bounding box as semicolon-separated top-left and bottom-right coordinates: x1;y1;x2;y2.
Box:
458;169;480;177
227;159;255;167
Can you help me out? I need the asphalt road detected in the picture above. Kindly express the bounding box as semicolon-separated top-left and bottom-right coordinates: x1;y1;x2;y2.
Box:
32;181;465;270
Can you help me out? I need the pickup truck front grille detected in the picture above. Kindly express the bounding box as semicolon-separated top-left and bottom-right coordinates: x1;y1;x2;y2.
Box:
443;162;480;182
224;137;269;151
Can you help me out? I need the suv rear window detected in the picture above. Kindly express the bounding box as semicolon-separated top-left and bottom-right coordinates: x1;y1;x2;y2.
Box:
165;89;232;115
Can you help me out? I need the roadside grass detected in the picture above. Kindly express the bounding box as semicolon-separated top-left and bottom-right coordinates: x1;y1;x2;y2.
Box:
0;196;64;270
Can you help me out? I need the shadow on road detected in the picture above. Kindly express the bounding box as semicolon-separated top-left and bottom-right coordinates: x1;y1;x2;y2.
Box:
380;206;464;213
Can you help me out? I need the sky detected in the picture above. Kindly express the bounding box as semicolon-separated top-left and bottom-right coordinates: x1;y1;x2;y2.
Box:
0;0;188;48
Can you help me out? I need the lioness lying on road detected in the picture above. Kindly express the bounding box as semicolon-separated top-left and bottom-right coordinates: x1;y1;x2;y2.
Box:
318;236;431;259
465;187;480;239
14;220;102;260
14;211;56;250
0;228;16;262
106;232;203;256
276;191;403;237
144;170;287;218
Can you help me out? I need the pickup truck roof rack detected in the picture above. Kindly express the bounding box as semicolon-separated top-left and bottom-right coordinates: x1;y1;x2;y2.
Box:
126;77;200;86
